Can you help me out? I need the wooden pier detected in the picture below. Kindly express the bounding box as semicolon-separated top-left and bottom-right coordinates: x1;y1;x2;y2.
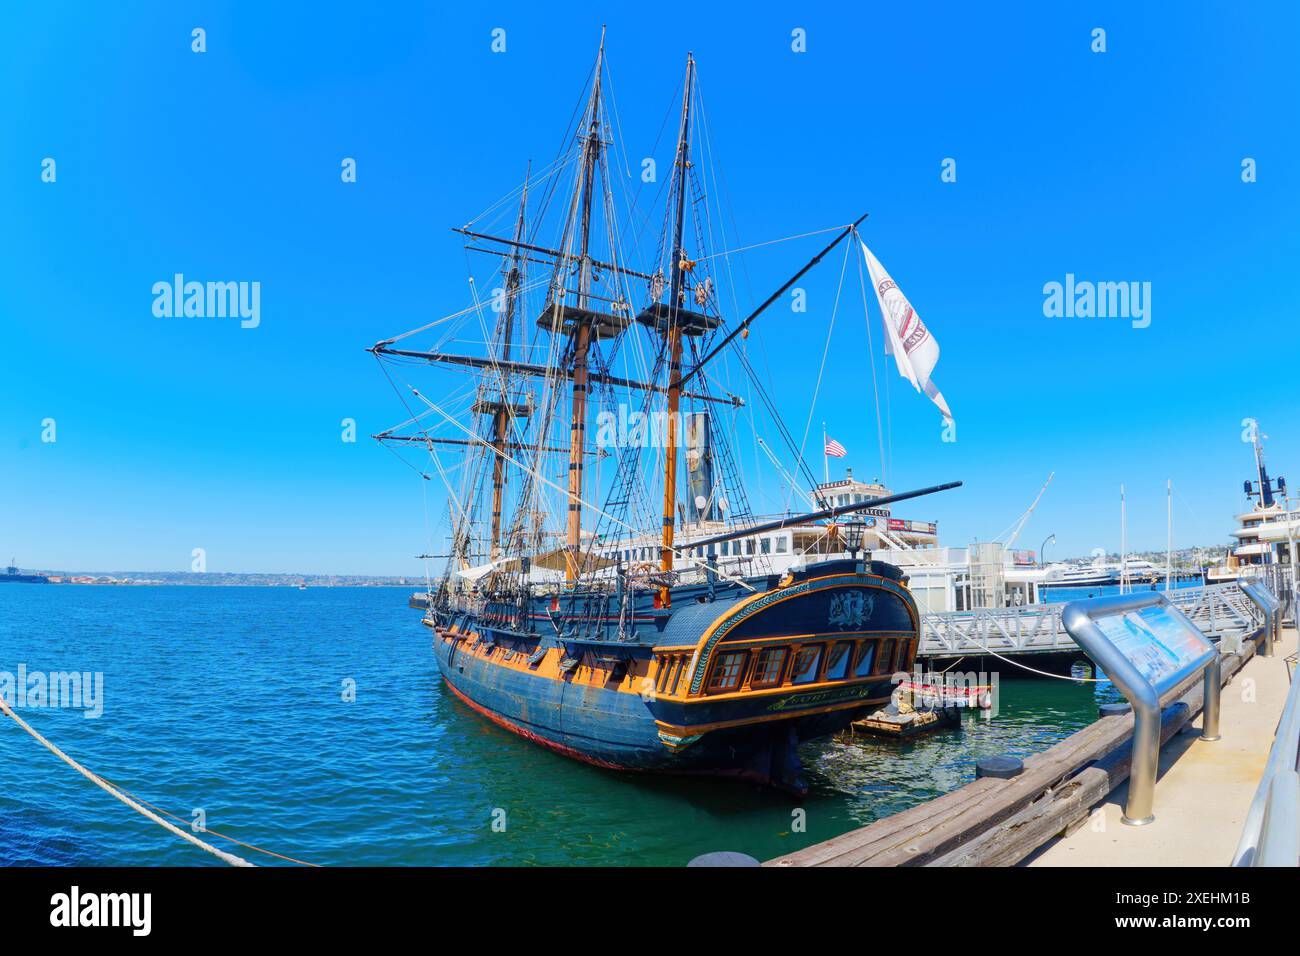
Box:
768;617;1292;867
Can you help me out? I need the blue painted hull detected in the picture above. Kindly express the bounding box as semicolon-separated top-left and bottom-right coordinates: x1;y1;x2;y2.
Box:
436;633;895;774
430;560;919;792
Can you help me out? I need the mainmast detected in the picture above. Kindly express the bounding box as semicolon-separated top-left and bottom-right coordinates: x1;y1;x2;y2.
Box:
564;30;606;583
658;54;695;607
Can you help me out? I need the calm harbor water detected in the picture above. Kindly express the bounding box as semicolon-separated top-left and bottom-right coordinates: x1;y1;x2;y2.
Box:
0;584;1122;866
1040;578;1202;605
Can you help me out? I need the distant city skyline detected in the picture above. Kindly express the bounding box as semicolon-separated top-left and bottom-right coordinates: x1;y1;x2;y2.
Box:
3;3;1297;575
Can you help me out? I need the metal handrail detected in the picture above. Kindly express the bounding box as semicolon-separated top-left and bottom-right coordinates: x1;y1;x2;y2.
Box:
1233;648;1300;866
918;582;1262;658
1240;581;1281;657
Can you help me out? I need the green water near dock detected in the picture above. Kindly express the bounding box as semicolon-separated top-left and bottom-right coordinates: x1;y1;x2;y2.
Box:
0;585;1120;866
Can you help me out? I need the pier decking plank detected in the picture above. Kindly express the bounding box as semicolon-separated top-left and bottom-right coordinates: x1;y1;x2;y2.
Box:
768;640;1258;867
930;704;1192;867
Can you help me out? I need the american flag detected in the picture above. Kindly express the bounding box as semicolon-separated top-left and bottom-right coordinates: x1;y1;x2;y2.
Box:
824;437;847;458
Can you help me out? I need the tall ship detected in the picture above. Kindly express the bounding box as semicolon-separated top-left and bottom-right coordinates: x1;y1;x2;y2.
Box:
371;36;959;793
1207;425;1296;584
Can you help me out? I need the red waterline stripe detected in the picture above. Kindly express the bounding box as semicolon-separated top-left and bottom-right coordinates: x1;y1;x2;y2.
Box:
441;678;640;773
440;676;804;791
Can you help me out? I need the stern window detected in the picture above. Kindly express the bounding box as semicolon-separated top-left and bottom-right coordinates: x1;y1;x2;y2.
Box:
875;639;896;675
706;651;748;693
789;645;824;685
854;642;877;677
751;647;788;688
825;642;852;680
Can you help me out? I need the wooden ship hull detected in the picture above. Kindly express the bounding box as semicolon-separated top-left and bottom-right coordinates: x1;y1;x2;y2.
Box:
427;560;919;794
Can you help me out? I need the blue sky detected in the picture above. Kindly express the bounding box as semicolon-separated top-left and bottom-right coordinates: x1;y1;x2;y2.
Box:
2;2;1297;575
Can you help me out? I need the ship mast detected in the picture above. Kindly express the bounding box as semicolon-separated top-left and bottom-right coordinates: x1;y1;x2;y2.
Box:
658;53;695;607
487;166;530;560
564;30;606;583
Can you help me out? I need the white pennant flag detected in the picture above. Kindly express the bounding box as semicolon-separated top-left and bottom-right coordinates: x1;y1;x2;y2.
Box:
860;239;953;421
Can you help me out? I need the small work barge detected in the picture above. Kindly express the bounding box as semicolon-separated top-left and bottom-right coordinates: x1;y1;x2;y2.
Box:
845;706;960;739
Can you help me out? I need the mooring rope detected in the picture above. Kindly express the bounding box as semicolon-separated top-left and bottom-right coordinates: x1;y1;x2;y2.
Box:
93;774;321;868
943;633;1110;683
0;697;253;866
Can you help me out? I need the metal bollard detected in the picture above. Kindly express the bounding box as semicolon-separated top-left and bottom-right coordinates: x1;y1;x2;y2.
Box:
1201;648;1222;742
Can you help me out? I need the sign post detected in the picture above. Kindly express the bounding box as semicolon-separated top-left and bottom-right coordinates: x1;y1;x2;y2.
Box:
1062;592;1221;826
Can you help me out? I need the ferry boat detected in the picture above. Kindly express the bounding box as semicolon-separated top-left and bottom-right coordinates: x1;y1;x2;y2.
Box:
1044;561;1119;589
371;36;960;793
1208;426;1295;584
1042;557;1162;589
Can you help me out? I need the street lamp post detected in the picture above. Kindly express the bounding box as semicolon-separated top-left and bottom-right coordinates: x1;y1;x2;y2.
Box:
1040;533;1056;568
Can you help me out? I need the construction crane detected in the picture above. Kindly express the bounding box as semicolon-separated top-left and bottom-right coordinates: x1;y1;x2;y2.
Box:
998;472;1055;549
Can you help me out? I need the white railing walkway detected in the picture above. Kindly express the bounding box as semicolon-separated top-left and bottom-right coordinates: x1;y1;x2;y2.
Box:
919;582;1262;659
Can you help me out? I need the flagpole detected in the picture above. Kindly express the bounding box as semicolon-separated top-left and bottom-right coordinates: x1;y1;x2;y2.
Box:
1120;484;1127;595
1166;478;1173;591
822;422;829;484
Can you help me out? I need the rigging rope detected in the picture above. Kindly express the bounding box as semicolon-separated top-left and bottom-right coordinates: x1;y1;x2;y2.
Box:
853;232;888;485
785;239;852;514
694;225;847;264
407;387;759;592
